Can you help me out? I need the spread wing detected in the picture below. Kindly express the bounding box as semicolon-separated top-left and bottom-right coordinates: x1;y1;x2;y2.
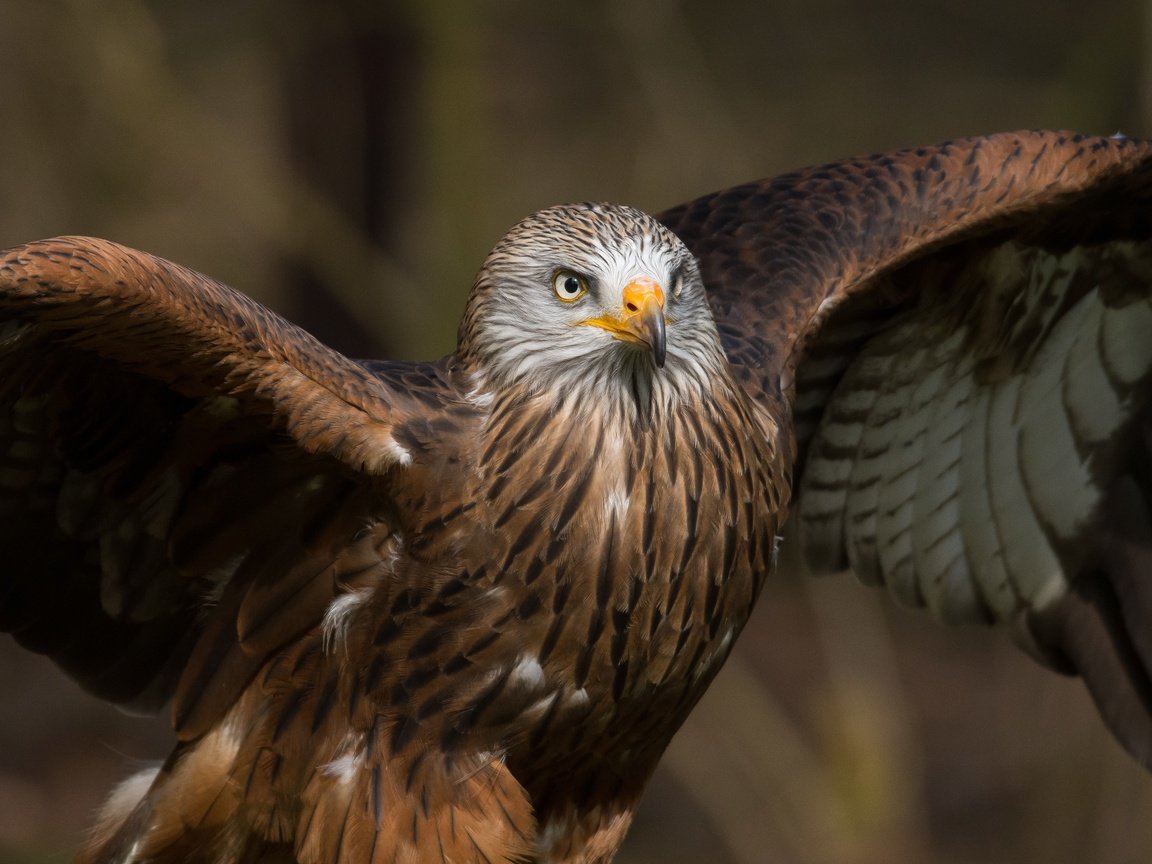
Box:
661;130;1152;765
0;236;444;736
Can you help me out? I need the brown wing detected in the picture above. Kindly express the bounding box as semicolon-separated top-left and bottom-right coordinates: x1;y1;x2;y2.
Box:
0;237;445;732
661;130;1152;765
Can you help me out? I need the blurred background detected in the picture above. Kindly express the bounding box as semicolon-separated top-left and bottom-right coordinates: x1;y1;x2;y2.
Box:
0;0;1150;862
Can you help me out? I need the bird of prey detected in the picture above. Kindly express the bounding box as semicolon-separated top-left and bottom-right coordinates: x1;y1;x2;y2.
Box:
0;129;1150;864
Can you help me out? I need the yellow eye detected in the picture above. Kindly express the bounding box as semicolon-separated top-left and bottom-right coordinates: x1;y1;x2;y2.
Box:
552;270;588;302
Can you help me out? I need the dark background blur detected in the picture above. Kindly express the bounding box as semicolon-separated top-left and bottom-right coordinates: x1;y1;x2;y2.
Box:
0;1;1150;862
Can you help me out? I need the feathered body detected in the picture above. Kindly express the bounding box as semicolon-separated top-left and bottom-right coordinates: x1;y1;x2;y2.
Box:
80;204;783;863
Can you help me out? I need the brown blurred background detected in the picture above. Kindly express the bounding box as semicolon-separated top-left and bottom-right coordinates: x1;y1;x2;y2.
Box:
0;1;1150;862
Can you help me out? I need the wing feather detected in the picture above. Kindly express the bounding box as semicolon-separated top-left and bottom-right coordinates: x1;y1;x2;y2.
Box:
0;237;412;473
842;347;902;586
959;385;1019;620
662;130;1152;764
0;236;455;727
911;329;975;620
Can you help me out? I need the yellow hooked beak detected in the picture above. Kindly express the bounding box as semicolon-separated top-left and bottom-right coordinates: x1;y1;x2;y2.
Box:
578;277;667;367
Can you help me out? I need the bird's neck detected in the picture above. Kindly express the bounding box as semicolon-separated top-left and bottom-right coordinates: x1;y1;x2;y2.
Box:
464;345;731;430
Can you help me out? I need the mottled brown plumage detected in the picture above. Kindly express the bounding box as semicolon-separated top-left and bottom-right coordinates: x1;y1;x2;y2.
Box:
1;131;1151;863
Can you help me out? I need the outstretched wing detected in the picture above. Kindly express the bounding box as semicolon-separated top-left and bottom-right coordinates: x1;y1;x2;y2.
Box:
661;131;1152;765
0;237;441;735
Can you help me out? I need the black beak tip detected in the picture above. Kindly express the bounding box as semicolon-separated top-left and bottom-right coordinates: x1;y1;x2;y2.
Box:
652;332;667;368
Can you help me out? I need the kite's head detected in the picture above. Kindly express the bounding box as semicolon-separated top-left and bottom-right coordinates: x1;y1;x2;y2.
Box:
459;202;722;399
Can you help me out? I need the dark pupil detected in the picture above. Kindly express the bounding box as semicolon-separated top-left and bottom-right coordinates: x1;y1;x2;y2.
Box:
563;276;580;295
